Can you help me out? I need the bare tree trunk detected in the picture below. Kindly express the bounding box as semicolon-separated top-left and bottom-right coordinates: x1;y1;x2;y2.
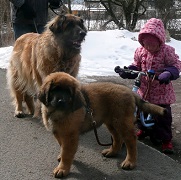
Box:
0;0;14;47
130;0;146;30
67;0;72;14
101;0;124;29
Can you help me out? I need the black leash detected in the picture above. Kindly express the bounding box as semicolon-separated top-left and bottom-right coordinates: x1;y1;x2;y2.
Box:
81;89;113;146
33;19;39;33
49;5;59;15
33;1;65;33
49;0;67;16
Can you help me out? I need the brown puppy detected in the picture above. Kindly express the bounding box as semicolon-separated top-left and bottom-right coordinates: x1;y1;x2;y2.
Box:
38;72;167;178
7;14;87;118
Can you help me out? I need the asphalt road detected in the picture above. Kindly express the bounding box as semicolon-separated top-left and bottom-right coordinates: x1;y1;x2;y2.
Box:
1;69;181;180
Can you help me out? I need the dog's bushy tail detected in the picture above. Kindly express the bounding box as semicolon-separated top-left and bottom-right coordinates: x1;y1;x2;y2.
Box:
134;94;167;116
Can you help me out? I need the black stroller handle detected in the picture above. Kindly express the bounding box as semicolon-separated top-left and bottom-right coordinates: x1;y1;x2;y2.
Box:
114;66;160;80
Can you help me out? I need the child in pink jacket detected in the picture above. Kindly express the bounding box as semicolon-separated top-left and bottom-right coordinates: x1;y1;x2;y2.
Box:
117;18;181;154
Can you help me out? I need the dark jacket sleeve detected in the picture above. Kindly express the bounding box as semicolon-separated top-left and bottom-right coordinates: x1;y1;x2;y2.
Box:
9;0;25;7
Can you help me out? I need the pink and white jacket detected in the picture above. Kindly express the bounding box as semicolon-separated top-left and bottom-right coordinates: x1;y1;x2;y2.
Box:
132;18;181;105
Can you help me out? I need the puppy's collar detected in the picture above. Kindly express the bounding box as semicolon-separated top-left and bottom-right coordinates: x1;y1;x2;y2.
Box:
81;89;92;115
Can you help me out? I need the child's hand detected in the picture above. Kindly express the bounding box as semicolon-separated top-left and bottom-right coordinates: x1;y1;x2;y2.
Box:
158;71;171;84
114;66;138;79
118;66;130;79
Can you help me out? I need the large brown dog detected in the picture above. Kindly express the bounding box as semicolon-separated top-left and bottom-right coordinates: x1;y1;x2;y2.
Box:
7;14;87;118
38;72;167;178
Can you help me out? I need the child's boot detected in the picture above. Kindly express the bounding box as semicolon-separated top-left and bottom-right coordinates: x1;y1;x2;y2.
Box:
136;130;148;140
162;141;174;154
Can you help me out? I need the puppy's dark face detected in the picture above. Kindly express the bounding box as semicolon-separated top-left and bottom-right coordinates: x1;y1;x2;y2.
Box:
47;86;72;111
38;80;84;113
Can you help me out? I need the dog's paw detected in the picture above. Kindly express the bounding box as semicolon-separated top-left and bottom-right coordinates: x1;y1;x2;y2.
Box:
121;159;136;170
14;111;25;118
53;165;70;178
57;154;61;162
32;114;41;119
33;110;41;119
102;148;117;157
33;106;41;119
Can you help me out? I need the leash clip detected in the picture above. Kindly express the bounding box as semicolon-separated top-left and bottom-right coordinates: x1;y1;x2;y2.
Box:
87;107;93;116
87;108;96;126
92;120;96;126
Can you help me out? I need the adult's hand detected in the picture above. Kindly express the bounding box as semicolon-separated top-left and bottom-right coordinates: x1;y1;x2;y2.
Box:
49;0;63;9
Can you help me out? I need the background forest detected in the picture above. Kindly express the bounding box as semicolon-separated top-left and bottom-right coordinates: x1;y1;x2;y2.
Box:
0;0;181;47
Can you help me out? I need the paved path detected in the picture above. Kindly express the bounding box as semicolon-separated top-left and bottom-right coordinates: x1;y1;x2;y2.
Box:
1;69;181;180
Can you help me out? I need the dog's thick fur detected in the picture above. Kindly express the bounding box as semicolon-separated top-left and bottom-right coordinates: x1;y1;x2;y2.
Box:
7;14;87;118
38;72;167;178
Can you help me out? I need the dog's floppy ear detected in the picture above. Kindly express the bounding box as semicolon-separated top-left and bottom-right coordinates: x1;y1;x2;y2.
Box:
70;87;84;112
49;15;66;33
38;81;53;106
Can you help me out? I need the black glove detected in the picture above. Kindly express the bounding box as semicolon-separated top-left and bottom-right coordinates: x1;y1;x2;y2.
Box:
49;0;63;9
118;66;131;79
114;66;121;73
115;66;138;79
20;0;36;20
